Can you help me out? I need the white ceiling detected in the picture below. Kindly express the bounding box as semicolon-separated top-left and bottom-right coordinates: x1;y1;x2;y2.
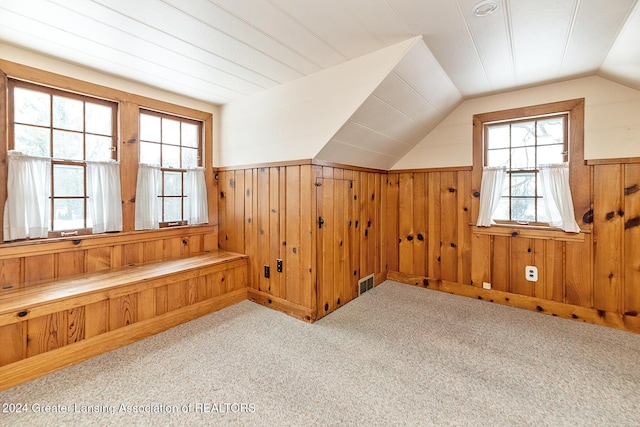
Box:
1;0;639;106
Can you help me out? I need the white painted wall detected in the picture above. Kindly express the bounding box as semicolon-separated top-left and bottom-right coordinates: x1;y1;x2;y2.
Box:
218;37;420;167
0;43;219;114
392;76;640;169
1;43;220;165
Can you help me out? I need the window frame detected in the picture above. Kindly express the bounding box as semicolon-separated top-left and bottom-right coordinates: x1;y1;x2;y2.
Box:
7;79;118;238
472;98;588;232
138;108;204;228
483;113;569;226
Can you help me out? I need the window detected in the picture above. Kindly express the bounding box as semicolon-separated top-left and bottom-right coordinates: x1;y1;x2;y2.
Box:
138;110;202;226
484;114;567;225
8;80;117;237
473;98;587;233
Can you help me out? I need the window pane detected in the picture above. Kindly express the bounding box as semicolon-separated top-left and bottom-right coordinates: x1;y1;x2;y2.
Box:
85;103;113;135
182;123;199;148
164;198;183;222
162;144;181;168
53;96;83;131
494;197;510;221
511;121;535;147
486;148;509;167
511;198;535;222
14;124;50;156
537;117;564;146
511;147;536;169
164;171;182;196
162;118;180;145
86;134;114;161
140;141;161;165
511;173;535;197
182;147;198;168
14;87;50;126
53;198;86;231
140;114;161;142
487;124;510;149
537;144;564;165
53;130;83;160
54;165;84;196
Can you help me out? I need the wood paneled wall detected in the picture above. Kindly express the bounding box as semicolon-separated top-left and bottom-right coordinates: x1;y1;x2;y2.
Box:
0;226;219;289
216;162;386;321
387;159;640;333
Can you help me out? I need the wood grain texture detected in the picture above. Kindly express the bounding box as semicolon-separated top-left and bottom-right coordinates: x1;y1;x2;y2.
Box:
624;163;640;316
593;164;623;312
0;322;24;366
27;312;66;358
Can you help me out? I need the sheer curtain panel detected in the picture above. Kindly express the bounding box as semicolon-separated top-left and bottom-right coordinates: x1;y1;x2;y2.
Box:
476;166;507;227
185;167;208;225
539;163;580;233
87;161;122;233
3;151;51;241
135;163;161;230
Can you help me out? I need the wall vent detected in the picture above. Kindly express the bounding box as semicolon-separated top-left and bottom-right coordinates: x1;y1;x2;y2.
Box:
358;274;375;296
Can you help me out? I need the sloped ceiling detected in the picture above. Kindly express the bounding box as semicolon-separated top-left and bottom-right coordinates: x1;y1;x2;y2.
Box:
1;0;639;168
315;40;462;170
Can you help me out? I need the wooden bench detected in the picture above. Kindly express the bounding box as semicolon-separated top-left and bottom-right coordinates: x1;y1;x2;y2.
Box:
0;250;248;391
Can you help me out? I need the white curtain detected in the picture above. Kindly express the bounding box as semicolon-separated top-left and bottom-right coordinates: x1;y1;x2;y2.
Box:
135;163;161;230
185;167;209;225
539;163;580;233
3;151;51;241
476;166;507;227
87;160;122;233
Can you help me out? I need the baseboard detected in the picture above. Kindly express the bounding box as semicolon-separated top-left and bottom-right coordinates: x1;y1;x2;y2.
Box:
0;288;247;391
387;271;640;335
247;289;316;323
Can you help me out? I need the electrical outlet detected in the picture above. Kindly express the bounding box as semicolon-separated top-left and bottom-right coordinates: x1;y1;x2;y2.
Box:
482;282;491;290
264;265;270;278
525;265;538;282
276;259;283;273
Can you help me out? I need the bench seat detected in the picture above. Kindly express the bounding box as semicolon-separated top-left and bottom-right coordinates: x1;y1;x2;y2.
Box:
0;250;248;390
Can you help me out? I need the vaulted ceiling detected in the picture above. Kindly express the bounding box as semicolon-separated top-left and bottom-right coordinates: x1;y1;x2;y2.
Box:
1;0;639;168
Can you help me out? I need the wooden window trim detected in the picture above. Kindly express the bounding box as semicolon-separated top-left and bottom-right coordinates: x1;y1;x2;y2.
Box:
8;79;119;238
139;109;204;227
0;60;214;243
472;98;590;233
483;113;568;225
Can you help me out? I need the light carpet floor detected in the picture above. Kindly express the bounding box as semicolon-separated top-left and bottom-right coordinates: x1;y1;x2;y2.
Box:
1;280;639;426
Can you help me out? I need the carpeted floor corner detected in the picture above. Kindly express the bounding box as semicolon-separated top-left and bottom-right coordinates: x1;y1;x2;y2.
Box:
1;280;639;426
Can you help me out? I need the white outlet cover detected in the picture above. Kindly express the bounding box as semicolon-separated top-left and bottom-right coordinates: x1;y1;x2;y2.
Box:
525;265;538;282
482;282;491;290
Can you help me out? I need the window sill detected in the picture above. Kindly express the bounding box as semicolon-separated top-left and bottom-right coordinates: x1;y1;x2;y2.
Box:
470;224;587;242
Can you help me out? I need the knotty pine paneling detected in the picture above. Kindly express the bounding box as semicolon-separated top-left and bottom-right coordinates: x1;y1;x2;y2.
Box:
0;258;21;289
427;173;442;280
388;160;640;330
593;164;623;313
84;300;108;339
67;306;85;344
0;227;219;290
624;163;640;315
217;163;385;318
385;174;399;273
27;312;67;358
25;255;55;283
0;256;248;376
0;322;24;365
